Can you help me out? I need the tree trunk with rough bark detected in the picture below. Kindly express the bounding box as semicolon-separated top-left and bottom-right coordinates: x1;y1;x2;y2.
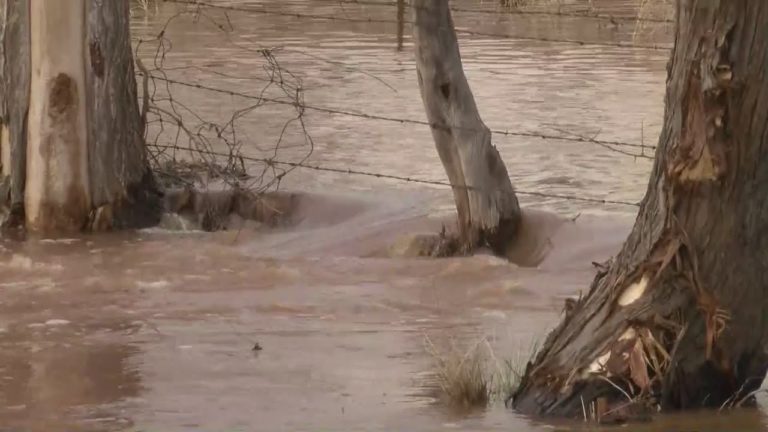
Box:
413;0;521;255
513;0;768;421
85;0;160;230
0;0;160;235
0;0;30;229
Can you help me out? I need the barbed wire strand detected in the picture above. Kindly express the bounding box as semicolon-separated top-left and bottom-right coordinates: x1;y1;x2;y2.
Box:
137;72;656;156
162;0;672;51
150;144;640;207
319;0;675;24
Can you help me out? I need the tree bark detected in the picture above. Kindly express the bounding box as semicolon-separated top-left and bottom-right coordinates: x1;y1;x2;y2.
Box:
0;0;30;228
513;0;768;420
26;0;91;232
1;0;160;235
412;0;521;255
85;0;161;230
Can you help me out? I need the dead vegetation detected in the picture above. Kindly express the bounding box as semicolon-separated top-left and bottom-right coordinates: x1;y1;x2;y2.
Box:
427;338;490;409
424;336;535;409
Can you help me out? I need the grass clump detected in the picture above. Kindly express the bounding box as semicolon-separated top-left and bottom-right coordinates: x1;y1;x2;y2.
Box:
425;336;534;409
429;339;490;408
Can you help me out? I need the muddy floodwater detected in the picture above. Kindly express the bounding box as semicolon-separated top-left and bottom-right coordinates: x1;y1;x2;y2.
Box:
3;1;768;431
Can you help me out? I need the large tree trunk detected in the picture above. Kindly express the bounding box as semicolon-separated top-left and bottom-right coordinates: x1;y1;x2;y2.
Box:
26;0;91;232
0;0;160;235
513;0;768;421
85;0;161;230
0;0;30;229
413;0;521;255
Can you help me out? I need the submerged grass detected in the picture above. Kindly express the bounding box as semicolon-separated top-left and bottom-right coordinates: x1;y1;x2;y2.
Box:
427;338;490;409
425;336;538;409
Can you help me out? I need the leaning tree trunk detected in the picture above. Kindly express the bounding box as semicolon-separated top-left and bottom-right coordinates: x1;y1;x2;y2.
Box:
413;0;521;255
513;0;768;421
0;0;160;235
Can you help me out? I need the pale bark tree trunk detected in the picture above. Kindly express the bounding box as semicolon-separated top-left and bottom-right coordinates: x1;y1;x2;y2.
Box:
0;0;160;235
513;0;768;420
26;0;91;232
413;0;521;255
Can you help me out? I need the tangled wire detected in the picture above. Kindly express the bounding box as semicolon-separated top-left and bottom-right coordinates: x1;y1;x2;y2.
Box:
134;5;313;196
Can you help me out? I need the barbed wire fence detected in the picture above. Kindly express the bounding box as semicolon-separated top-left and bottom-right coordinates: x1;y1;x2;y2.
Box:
163;0;674;51
132;0;667;224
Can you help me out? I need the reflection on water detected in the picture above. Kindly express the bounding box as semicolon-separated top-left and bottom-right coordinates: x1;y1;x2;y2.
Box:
5;1;767;431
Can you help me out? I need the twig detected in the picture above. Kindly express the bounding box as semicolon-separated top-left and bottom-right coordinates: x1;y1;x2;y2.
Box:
596;374;634;403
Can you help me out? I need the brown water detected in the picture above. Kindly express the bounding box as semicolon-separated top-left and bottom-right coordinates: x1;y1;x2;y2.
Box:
3;1;767;431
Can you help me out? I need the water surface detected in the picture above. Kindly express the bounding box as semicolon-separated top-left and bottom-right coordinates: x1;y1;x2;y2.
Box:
5;1;765;431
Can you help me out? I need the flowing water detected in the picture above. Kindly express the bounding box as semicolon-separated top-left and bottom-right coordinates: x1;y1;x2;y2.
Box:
2;1;767;431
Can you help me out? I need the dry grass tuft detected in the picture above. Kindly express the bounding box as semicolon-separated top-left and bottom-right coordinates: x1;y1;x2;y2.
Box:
427;337;490;409
425;336;534;409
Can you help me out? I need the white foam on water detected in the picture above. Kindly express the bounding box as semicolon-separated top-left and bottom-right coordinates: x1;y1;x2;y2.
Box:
136;280;171;289
44;319;71;326
39;238;80;244
482;310;508;319
6;254;32;269
3;254;63;271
